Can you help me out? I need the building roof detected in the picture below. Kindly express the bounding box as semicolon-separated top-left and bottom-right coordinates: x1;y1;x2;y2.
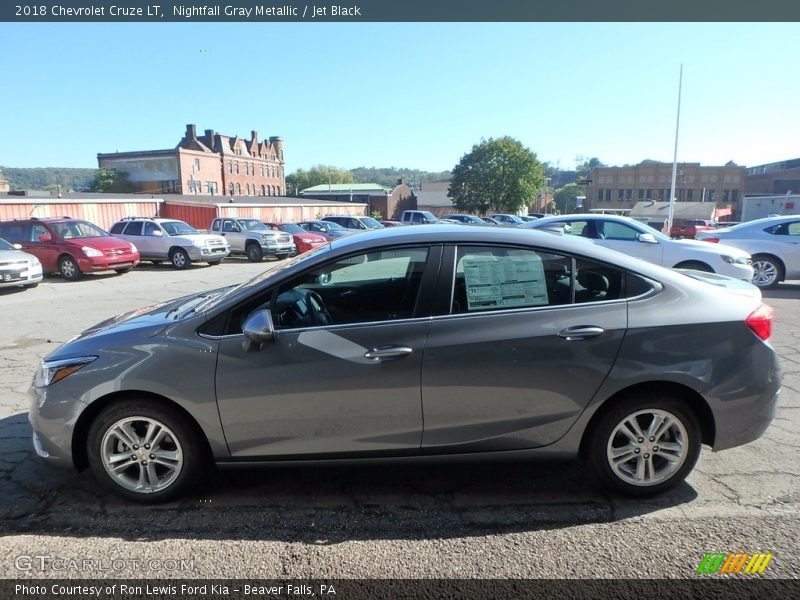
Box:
628;201;718;220
0;192;364;207
301;183;388;194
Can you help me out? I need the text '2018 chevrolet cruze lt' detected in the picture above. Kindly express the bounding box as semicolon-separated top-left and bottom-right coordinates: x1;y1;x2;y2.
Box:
29;226;780;502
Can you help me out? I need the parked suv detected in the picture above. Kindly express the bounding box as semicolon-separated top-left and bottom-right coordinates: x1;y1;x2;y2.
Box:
209;217;295;262
0;217;139;281
110;218;228;270
400;210;438;224
322;215;384;231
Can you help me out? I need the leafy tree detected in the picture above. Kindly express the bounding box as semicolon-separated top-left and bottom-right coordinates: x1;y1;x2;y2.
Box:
448;137;544;214
576;157;606;177
285;165;355;195
89;168;135;193
554;183;586;215
349;166;451;189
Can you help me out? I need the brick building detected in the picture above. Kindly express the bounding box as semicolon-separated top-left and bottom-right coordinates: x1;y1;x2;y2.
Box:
97;124;285;198
745;158;800;196
587;160;746;218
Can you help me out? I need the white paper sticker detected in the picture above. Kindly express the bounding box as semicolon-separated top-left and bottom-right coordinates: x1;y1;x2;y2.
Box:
462;254;548;310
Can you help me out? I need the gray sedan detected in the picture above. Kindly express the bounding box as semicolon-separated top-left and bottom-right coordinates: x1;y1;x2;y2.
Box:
696;215;800;288
29;226;780;502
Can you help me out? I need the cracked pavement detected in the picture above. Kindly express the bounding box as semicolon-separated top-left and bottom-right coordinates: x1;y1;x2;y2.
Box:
0;263;798;578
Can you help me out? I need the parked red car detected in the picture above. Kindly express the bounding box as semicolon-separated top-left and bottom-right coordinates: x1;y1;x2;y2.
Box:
265;222;328;254
0;217;140;281
670;219;717;239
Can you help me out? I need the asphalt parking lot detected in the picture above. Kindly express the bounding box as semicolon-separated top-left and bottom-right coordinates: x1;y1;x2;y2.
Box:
1;260;798;579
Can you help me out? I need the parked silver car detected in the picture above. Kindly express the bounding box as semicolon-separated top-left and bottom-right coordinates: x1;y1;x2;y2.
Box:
695;215;800;288
29;226;780;502
110;218;230;269
0;237;43;289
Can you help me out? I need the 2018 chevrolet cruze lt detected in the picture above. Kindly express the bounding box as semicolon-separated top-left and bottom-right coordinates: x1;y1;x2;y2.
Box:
29;226;780;502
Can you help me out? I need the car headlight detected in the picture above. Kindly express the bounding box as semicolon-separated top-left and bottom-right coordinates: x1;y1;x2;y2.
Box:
82;246;103;257
33;356;97;388
721;255;751;265
129;243;138;253
29;258;41;267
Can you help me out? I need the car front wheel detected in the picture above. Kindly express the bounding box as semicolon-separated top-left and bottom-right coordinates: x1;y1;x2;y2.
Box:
59;255;82;281
585;396;701;496
170;248;191;270
245;243;263;262
86;400;205;503
751;255;783;289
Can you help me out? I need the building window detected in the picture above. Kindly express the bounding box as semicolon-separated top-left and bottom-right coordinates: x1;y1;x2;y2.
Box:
261;185;266;195
687;189;694;201
194;158;200;173
235;161;240;174
228;161;233;174
229;182;235;195
617;189;624;201
235;183;241;195
732;189;739;202
597;190;603;202
206;181;218;195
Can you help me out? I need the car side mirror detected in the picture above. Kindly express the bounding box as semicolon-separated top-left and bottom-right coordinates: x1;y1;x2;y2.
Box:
151;229;163;237
13;243;22;250
38;233;52;242
242;309;276;352
638;233;658;244
316;273;332;285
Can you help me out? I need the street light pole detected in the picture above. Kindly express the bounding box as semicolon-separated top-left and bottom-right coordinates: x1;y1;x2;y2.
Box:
666;64;683;236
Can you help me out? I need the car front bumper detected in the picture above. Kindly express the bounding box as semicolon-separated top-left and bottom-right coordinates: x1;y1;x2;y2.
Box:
187;245;231;261
28;383;81;468
77;254;140;272
716;261;755;282
0;265;42;288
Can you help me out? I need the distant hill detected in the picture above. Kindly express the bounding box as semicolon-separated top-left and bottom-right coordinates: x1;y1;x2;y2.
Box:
349;167;450;189
0;166;96;192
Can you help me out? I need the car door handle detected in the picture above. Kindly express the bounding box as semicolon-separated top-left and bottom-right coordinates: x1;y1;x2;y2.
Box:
363;346;413;361
557;326;605;341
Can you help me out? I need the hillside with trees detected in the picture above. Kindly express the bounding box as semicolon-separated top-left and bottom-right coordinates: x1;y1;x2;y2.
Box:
0;166;96;193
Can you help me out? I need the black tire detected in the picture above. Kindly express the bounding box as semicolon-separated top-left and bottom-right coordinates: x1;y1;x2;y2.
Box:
673;261;713;273
26;283;39;288
86;399;206;503
169;248;191;270
150;260;163;266
585;394;701;497
207;259;223;266
114;268;131;274
245;243;263;262
751;254;783;290
59;255;82;281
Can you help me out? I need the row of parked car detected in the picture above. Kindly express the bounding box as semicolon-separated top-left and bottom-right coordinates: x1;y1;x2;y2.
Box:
2;212;798;291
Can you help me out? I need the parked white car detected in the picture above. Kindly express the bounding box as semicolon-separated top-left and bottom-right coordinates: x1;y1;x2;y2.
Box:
0;236;43;289
696;215;800;288
110;218;230;269
523;214;754;281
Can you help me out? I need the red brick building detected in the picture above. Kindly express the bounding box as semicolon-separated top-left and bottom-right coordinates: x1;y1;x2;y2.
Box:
97;124;285;198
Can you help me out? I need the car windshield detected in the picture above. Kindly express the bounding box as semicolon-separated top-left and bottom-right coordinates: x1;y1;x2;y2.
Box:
161;221;198;236
361;217;383;228
52;221;108;239
322;221;346;231
280;223;304;233
0;238;15;251
238;219;268;231
202;244;332;310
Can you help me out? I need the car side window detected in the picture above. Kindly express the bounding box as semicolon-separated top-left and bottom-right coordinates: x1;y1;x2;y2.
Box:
788;222;800;236
452;246;572;313
0;223;28;243
109;223;126;234
222;220;238;233
30;224;49;242
144;222;160;236
560;220;588;236
600;221;640;241
574;258;625;303
123;221;144;236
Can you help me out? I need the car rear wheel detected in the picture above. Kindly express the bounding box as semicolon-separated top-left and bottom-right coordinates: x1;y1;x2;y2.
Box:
585;395;701;496
245;243;263;262
59;255;82;281
170;248;191;270
87;400;205;503
752;255;783;289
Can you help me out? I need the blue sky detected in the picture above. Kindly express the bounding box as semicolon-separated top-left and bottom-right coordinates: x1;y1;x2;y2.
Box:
0;23;797;173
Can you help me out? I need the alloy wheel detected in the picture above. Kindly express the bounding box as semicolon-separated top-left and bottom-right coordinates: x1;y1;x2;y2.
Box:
752;260;778;288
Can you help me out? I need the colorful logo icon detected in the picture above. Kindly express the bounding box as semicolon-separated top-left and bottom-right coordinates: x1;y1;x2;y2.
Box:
696;553;773;574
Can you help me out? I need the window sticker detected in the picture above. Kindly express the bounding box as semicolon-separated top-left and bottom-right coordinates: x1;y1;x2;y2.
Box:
462;254;548;310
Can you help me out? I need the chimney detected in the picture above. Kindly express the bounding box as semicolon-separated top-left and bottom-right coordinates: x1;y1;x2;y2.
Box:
397;178;404;186
251;130;258;143
186;124;197;140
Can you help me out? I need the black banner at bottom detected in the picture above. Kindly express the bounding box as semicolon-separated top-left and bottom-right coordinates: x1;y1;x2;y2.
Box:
1;579;798;600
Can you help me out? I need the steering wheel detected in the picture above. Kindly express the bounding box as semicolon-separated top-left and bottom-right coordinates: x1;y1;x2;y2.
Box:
305;291;333;325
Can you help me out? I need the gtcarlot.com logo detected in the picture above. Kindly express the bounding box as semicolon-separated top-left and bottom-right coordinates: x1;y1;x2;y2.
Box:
14;554;195;573
696;552;773;575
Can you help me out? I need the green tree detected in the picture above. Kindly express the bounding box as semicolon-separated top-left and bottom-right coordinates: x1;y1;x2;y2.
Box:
448;137;544;214
285;165;355;195
554;183;585;215
88;168;134;193
576;157;606;177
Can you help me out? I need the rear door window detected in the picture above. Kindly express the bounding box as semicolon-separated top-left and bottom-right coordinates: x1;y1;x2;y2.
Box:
109;223;126;234
122;221;144;236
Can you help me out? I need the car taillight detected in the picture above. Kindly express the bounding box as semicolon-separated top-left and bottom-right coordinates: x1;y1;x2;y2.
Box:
702;237;720;243
746;304;773;341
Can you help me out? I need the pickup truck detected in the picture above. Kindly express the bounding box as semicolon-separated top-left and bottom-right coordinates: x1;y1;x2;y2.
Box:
670;219;716;239
400;210;438;224
210;217;296;261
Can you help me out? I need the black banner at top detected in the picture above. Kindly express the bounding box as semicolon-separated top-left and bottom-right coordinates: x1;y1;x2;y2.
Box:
2;0;800;22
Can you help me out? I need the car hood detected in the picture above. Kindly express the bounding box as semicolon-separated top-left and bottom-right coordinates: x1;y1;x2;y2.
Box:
45;287;229;361
671;237;750;257
675;269;762;300
0;249;37;262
